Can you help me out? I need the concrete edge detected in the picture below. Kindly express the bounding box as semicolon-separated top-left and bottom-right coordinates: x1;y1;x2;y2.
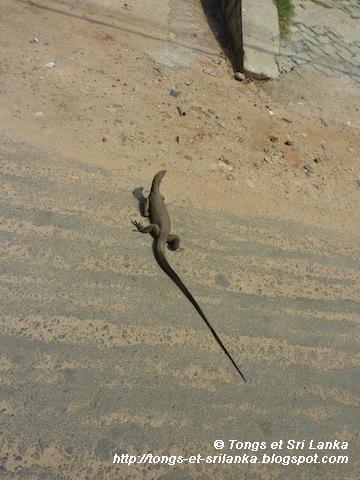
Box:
242;0;280;79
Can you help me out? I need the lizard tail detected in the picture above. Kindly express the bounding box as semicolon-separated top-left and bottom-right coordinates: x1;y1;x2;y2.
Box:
154;240;246;383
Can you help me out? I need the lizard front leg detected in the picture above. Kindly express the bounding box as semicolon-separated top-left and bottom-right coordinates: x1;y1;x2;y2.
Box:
142;196;150;217
132;220;160;238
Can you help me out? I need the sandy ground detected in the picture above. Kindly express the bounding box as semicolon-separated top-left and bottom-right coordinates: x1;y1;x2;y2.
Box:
0;0;359;479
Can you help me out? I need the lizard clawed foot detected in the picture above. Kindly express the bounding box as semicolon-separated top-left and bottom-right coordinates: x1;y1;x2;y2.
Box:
131;220;144;232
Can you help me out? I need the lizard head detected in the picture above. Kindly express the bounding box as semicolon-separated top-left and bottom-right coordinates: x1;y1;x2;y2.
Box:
156;170;167;179
152;170;167;189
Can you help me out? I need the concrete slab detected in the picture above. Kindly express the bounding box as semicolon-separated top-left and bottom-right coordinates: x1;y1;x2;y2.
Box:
53;0;221;69
242;0;280;79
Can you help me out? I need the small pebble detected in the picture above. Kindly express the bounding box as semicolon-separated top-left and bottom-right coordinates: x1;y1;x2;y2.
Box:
177;106;186;116
170;88;181;98
203;68;219;77
218;159;233;171
303;164;312;175
234;71;245;81
284;135;293;146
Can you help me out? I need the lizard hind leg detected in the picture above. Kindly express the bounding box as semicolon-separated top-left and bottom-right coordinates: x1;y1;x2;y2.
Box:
167;234;181;251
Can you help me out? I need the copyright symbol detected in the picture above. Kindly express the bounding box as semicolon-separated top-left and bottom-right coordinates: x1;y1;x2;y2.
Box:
214;440;224;449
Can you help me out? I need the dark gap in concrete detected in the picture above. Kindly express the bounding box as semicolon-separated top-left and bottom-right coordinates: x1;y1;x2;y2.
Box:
201;0;243;72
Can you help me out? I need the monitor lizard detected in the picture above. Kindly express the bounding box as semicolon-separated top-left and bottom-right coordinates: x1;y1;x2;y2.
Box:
132;170;246;382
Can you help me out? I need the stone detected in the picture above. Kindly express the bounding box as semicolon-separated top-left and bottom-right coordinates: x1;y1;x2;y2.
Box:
234;71;246;81
284;135;293;146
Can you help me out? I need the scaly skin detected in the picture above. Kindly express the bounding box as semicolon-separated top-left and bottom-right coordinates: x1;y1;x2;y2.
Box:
132;170;246;382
